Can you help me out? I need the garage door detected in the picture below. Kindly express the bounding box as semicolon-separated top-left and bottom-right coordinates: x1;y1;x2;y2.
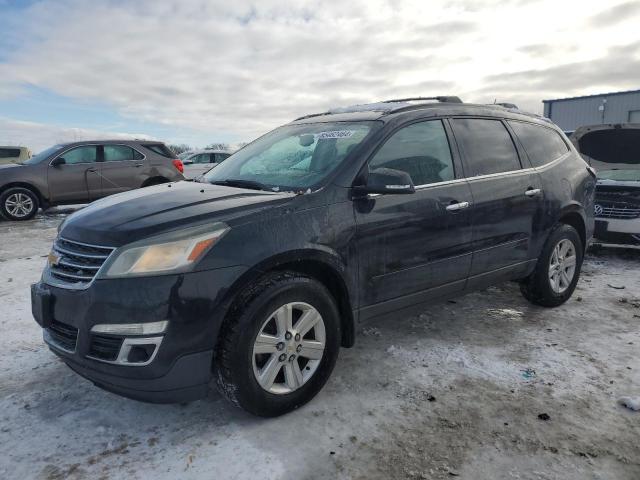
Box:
630;110;640;123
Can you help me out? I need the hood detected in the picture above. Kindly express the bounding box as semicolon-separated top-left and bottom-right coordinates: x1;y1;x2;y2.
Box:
572;124;640;181
62;181;296;246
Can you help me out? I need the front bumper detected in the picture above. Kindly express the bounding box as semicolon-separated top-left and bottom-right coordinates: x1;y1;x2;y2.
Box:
32;265;246;403
594;218;640;246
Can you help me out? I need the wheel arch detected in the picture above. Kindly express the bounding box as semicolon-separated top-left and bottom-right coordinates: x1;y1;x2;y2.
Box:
141;176;170;187
0;182;46;205
220;249;356;348
557;204;587;251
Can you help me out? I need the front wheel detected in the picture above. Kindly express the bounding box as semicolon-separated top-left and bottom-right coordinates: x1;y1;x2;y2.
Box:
520;224;583;307
0;187;39;221
215;271;341;417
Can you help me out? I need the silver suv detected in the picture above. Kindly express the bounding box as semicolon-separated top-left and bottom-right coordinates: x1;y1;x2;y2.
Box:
0;140;185;221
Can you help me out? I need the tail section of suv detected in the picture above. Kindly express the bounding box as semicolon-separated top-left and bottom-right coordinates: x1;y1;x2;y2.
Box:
31;98;595;416
0;140;184;221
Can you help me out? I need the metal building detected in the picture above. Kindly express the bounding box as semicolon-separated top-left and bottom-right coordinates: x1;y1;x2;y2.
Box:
543;89;640;134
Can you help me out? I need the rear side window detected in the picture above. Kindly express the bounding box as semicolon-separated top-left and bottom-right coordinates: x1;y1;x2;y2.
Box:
103;145;144;162
369;120;454;186
145;143;175;158
452;118;521;176
215;153;230;163
509;121;569;167
0;148;20;158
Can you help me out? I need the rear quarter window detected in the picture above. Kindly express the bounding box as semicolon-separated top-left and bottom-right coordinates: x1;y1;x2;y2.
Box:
144;143;175;158
509;121;569;167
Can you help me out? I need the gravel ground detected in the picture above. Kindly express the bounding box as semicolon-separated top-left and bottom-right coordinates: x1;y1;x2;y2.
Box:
0;211;639;480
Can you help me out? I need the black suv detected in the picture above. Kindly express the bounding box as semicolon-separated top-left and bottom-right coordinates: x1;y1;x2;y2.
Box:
31;97;595;417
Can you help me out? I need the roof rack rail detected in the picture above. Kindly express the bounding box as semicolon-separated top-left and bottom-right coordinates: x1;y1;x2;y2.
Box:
382;96;463;104
293;111;330;121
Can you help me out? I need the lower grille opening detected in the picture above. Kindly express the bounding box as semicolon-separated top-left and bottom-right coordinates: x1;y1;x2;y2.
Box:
47;320;79;352
88;334;124;362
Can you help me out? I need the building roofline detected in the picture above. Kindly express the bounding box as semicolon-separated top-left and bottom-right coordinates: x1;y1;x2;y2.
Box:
542;88;640;104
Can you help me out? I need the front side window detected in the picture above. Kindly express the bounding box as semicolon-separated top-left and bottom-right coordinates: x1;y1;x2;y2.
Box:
190;154;210;164
452;118;521;176
103;145;143;162
215;153;230;163
509;121;569;167
59;146;98;165
204;121;377;191
369;120;454;186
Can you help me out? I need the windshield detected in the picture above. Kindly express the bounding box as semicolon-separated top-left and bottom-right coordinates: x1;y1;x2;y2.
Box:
597;169;640;182
22;144;64;165
204;122;376;191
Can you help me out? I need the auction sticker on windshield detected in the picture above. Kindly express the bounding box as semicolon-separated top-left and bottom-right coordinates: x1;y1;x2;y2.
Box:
315;130;354;139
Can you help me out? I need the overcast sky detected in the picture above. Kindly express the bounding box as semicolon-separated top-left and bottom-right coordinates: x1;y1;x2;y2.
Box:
1;0;639;151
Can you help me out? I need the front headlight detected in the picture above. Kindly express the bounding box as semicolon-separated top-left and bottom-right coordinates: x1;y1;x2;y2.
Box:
99;223;229;278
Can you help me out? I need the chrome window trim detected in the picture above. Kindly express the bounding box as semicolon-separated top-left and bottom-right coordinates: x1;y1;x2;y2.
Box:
48;143;146;166
531;151;570;172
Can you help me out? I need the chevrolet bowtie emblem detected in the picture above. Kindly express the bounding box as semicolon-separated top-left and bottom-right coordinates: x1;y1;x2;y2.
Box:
48;251;61;267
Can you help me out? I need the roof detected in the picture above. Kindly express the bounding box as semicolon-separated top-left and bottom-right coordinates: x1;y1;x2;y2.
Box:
543;89;640;104
291;98;551;125
58;139;161;146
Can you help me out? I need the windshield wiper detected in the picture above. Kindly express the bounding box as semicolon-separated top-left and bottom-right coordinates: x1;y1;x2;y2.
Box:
211;179;271;191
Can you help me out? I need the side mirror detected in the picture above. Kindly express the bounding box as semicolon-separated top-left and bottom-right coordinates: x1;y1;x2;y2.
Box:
354;168;415;196
51;157;66;167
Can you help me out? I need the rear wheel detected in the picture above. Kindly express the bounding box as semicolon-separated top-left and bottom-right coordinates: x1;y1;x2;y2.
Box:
0;187;39;221
520;224;583;307
215;271;340;417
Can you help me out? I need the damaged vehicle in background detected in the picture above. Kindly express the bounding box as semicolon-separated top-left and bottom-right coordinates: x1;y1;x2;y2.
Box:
573;124;640;247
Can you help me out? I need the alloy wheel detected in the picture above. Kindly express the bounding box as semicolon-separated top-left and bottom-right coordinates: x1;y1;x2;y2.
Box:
5;193;34;218
252;302;326;394
548;239;577;294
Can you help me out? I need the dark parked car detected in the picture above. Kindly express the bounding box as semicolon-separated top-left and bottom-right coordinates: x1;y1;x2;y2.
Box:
0;140;185;221
572;124;640;247
31;97;595;416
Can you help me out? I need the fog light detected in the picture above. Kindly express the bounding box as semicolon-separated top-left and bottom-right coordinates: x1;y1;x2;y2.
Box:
127;344;156;363
91;320;168;335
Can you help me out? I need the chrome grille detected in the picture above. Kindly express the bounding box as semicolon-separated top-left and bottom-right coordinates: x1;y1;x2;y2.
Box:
48;237;115;287
595;204;640;219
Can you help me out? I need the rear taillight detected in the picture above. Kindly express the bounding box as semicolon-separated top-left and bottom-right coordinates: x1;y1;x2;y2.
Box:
172;159;184;174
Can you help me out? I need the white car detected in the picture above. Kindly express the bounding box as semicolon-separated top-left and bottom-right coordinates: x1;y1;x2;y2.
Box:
0;146;31;165
182;149;232;179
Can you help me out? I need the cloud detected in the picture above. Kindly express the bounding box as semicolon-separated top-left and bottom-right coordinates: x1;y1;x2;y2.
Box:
589;1;640;27
0;118;154;152
0;0;639;142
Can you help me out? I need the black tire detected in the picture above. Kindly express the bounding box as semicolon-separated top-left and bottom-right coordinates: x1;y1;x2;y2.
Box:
520;224;583;307
214;271;341;417
0;187;39;221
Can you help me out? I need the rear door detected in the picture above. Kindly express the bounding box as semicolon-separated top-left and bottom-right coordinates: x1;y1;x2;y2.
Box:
99;144;146;196
47;145;101;203
354;119;474;318
450;118;543;288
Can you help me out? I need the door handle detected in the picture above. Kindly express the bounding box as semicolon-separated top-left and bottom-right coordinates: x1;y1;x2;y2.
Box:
446;201;470;212
525;188;541;197
87;168;97;173
134;163;143;168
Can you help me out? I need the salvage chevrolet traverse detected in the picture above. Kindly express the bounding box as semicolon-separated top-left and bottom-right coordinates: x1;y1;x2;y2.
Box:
31;97;595;417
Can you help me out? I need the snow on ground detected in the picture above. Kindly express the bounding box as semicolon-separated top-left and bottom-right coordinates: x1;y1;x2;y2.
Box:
0;212;639;480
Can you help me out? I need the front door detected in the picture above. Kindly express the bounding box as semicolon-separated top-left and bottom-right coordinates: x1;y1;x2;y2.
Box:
354;119;474;319
47;145;101;203
99;145;146;196
449;118;544;286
